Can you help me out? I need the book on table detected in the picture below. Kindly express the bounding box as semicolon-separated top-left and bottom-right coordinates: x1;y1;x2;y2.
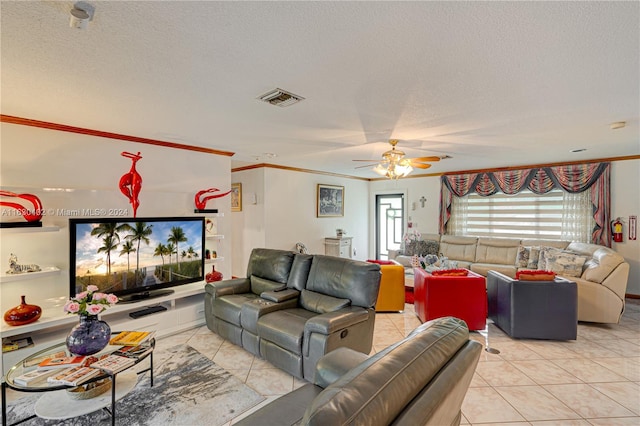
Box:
112;343;153;359
23;350;67;368
90;354;135;374
47;366;101;386
13;369;57;386
2;336;34;353
37;355;86;371
109;330;156;346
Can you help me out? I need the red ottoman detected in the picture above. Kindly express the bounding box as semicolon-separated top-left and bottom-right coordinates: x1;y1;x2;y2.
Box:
413;268;487;330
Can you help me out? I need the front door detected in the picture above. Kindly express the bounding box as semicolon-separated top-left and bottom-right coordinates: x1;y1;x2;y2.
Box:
375;194;404;260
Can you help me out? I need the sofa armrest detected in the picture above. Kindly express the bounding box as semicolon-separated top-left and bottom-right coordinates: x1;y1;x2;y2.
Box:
261;288;300;303
388;249;401;260
303;307;370;356
313;347;369;388
205;278;250;297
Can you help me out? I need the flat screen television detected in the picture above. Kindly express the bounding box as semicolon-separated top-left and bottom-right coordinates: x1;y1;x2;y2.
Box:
70;217;205;303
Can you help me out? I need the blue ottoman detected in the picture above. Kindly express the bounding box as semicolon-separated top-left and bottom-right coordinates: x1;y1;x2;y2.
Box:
487;270;577;340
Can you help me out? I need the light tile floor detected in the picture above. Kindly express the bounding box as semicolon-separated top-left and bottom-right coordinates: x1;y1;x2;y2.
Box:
195;299;637;426
4;300;639;425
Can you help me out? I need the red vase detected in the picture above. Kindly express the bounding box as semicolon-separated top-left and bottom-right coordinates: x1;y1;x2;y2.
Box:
205;265;223;283
4;295;42;326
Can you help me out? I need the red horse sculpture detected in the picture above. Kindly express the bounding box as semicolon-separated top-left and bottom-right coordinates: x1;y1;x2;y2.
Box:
194;187;232;210
119;151;143;217
0;191;43;223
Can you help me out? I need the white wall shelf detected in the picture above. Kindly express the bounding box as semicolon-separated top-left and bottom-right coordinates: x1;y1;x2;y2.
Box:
205;234;224;240
1;281;207;374
0;266;61;283
204;257;224;264
0;225;60;234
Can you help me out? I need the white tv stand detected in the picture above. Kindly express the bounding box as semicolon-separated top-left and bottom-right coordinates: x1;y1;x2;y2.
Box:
1;282;206;375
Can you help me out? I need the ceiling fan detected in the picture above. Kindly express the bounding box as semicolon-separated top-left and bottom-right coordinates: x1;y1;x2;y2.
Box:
353;139;441;179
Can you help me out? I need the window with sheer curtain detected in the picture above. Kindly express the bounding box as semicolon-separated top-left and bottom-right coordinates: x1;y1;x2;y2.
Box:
439;163;611;246
448;189;595;243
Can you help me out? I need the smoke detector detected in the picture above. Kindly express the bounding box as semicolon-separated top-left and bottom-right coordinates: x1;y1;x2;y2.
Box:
257;88;305;107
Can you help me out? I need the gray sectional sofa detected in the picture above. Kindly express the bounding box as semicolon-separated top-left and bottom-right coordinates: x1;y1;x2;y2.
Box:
236;317;482;426
390;234;630;324
204;248;381;380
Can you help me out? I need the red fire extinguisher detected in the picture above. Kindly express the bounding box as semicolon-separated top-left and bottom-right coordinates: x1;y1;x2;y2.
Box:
611;218;623;243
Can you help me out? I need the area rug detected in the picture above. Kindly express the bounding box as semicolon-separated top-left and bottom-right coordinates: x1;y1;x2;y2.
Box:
4;345;265;426
405;286;414;304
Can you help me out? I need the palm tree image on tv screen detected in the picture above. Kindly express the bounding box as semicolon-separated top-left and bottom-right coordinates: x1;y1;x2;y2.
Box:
72;220;203;294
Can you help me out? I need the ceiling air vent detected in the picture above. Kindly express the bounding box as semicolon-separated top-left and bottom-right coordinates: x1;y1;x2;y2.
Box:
257;88;305;107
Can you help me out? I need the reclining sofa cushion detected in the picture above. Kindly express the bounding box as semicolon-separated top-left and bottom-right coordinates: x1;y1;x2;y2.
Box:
566;242;625;284
246;248;295;291
287;253;314;291
475;238;521;264
250;275;287;294
258;308;318;353
471;238;521;278
302;317;480;426
300;289;351;314
305;255;380;308
439;235;478;263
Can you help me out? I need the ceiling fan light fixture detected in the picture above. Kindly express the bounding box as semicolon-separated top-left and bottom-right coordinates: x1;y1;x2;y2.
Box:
373;164;389;176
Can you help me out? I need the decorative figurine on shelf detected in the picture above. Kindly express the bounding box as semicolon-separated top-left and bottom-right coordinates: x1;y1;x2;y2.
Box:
119;151;143;218
194;187;232;211
0;190;43;227
6;253;41;274
205;218;217;235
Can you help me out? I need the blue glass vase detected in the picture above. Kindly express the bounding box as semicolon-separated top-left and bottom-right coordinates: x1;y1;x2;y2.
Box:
66;315;111;356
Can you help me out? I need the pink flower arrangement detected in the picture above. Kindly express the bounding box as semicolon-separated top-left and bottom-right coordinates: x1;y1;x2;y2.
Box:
64;285;118;316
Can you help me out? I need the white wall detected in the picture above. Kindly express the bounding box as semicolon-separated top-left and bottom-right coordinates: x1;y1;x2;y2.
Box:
231;167;370;277
611;159;640;295
231;168;266;277
0;123;232;313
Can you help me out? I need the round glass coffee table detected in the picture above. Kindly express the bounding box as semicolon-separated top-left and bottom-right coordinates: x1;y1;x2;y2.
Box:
1;334;154;426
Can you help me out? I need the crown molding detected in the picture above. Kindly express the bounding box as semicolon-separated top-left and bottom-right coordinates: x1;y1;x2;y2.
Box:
0;115;235;157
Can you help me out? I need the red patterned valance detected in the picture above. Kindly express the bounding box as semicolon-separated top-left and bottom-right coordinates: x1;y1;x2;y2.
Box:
439;163;611;246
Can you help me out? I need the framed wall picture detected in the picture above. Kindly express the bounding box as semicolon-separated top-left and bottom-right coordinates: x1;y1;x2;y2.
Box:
317;184;344;217
231;183;242;212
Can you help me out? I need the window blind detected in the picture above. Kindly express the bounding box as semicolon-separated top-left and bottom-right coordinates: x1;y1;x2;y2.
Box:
450;189;569;240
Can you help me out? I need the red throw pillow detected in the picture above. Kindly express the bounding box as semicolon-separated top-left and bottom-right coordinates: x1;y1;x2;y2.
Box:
516;270;557;281
431;269;468;277
367;259;395;265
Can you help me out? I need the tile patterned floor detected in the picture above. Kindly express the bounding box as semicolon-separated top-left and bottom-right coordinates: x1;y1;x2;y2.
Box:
166;298;640;425
4;300;639;425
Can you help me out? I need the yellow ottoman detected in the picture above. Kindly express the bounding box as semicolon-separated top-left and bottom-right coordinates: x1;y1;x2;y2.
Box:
367;260;406;312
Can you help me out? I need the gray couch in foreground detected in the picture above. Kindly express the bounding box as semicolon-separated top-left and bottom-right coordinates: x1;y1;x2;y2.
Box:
236;317;482;426
390;234;629;323
205;248;381;380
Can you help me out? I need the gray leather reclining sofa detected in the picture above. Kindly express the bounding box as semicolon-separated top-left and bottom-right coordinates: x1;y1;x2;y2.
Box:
204;248;381;380
236;317;482;426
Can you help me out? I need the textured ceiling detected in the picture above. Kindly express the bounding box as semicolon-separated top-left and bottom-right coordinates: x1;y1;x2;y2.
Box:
1;1;638;178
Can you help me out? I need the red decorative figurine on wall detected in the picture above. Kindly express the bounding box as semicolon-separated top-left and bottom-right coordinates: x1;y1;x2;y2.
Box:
194;187;232;211
0;191;43;225
119;151;143;217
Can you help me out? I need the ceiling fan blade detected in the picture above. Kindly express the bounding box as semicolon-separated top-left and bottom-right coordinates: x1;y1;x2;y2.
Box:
355;164;377;169
409;156;441;162
352;159;380;162
411;163;432;169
